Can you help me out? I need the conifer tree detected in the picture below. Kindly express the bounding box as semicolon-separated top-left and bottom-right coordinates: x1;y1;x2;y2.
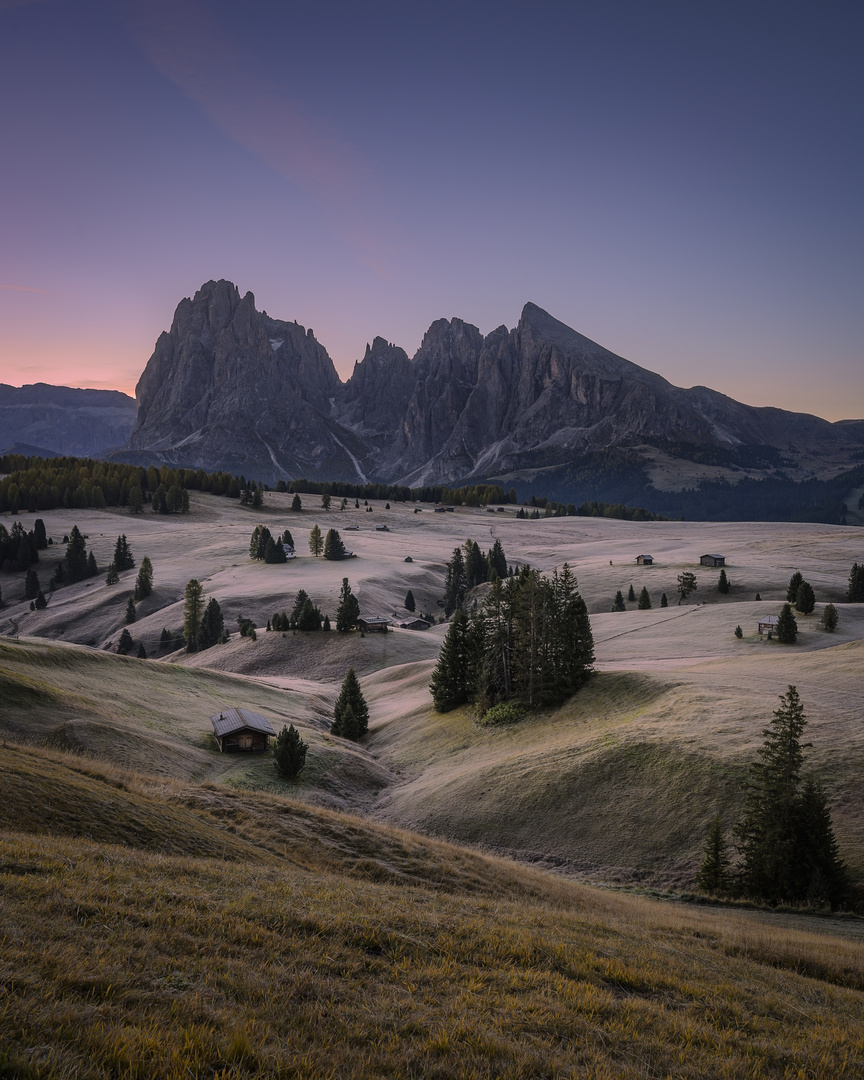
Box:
795;580;815;615
627;584;636;602
846;562;864;602
281;529;294;548
430;607;477;712
33;518;47;549
336;578;360;631
332;668;369;738
820;603;838;632
65;526;89;583
323;528;347;560
136;643;147;659
183;578;204;652
611;590;626;612
676;572;698;605
199;596;225;650
660;592;668;607
717;568;730;594
291;493;302;511
113;534;135;571
443;547;467;617
24;568;39;600
87;550;98;578
125;595;136;623
637;586;652;610
296;597;323;631
135;555;153;599
309;524;323;557
273;723;308;779
117;628;133;655
405;589;416;613
735;624;743;638
696;816;731;895
786;571;804;603
734;686;848;907
34;589;47;610
775;602;798;643
105;563;119;585
290;589;310;627
128;484;144;514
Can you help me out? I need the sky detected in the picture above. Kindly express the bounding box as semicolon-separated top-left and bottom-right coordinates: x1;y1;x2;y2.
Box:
1;0;862;420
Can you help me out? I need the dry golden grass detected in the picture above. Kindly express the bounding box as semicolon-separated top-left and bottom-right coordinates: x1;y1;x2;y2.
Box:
3;818;864;1079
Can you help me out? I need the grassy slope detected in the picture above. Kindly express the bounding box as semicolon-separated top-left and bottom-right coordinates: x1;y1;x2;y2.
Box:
3;743;864;1078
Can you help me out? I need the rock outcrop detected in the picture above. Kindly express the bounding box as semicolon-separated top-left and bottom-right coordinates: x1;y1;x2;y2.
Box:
124;280;862;487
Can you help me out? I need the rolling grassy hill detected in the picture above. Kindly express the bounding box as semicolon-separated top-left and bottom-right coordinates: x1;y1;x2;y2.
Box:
3;740;864;1078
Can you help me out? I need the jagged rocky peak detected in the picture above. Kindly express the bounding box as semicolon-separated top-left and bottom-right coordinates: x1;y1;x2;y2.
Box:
339;337;414;436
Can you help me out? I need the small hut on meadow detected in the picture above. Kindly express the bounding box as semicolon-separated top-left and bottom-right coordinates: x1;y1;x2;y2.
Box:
357;617;390;634
758;615;780;636
700;554;726;566
210;708;276;752
636;554;654;565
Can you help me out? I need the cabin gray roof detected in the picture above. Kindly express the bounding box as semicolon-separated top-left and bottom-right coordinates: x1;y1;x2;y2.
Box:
357;616;391;626
210;708;276;738
759;614;780;625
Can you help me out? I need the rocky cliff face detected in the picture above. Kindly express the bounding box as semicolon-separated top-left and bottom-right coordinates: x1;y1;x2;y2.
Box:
0;384;136;457
125;281;862;487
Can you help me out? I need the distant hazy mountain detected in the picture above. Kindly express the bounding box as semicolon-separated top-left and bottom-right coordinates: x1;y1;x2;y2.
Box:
0;383;136;458
123;280;863;492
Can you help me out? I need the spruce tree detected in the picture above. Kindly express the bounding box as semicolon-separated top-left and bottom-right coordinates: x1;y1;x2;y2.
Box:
611;590;626;612
136;643;147;659
795;580;815;615
430;607;476;712
735;624;743;639
33;519;47;549
65;526;89;583
113;534;135;571
323;528;347;560
199;597;225;650
309;524;323;557
660;592;668;607
291;493;302;511
627;584;636;602
34;589;47;610
405;589;416;613
105;563;119;585
281;529;294;548
290;589;310;628
676;572;698;605
117;628;133;655
296;597;323;631
443;547;467;617
128;484;144;514
87;551;98;578
775;602;798;643
846;562;864;602
637;586;651;610
24;568;39;600
820;603;838;632
124;595;136;623
135;555;153;598
273;723;308;779
332;668;369;738
183;578;204;652
734;687;848;907
336;578;360;631
786;571;804;603
696;816;731;895
717;568;730;594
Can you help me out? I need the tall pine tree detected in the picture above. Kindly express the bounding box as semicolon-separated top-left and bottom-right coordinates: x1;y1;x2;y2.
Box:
332;668;369;738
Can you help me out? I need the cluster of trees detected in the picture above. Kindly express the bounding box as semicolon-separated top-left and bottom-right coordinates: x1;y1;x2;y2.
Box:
249;525;293;563
276;477;513;508
517;498;664;522
270;589;327;632
308;527;348;560
0;457;218;514
442;539;509;616
182;580;227;652
0;517;47;573
431;564;594;715
786;571;815;615
697;686;848;909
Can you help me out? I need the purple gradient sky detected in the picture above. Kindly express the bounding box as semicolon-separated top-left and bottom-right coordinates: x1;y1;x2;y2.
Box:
1;0;862;419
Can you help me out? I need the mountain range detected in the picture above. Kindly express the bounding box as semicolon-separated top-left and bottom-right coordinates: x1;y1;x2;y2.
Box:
6;280;863;504
123;280;863;492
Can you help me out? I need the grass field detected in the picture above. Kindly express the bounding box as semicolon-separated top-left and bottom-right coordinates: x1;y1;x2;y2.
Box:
2;493;864;1074
3;742;864;1079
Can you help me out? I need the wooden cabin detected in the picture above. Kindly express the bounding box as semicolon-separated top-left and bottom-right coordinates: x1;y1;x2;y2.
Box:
700;554;726;567
636;554;654;565
210;708;276;752
397;618;431;631
357;617;390;633
758;615;779;636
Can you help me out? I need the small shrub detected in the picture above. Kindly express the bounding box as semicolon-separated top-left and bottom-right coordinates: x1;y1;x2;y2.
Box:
734;625;743;639
477;701;527;727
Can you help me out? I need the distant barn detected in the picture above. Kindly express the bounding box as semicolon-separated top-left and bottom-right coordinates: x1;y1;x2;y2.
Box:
636;554;654;565
396;618;430;631
210;708;276;752
700;554;726;566
357;617;390;633
758;615;780;636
